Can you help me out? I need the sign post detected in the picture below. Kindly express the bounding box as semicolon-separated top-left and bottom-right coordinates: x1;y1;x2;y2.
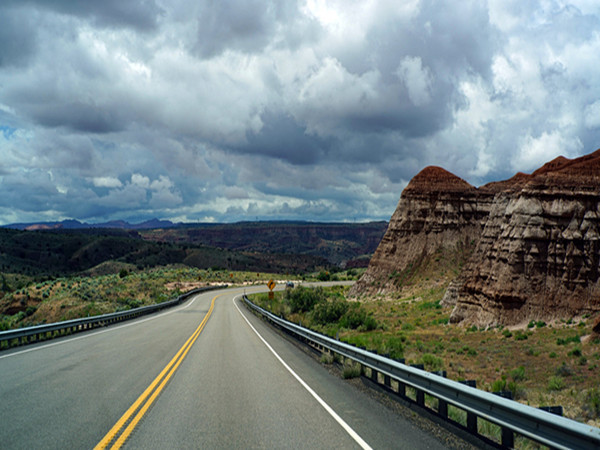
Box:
267;279;275;299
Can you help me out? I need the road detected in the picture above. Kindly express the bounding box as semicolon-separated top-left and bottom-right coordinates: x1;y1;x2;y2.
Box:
0;285;464;449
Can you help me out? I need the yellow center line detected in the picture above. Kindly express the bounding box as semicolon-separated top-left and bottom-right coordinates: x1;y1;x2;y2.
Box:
95;293;221;449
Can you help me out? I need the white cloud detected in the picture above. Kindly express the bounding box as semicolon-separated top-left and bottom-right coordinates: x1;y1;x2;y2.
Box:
584;101;600;129
92;176;122;188
396;56;433;106
514;131;583;173
131;173;150;188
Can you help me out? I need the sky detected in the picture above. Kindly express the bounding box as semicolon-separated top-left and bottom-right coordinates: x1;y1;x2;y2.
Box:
1;0;599;225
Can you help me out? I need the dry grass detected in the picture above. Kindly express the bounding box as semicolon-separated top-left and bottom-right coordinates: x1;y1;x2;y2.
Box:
341;284;600;427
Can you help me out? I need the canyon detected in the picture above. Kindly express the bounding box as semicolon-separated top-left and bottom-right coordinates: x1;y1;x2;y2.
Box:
351;149;600;327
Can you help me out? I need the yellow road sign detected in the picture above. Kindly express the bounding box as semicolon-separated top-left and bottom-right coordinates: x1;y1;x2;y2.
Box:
267;279;276;291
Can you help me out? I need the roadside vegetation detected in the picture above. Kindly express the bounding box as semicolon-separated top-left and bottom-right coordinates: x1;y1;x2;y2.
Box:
0;266;362;332
251;284;600;429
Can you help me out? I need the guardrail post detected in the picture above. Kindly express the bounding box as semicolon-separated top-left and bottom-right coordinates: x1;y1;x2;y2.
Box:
494;391;514;447
370;367;378;383
460;380;477;433
410;364;425;405
384;373;391;389
432;371;448;418
397;381;406;397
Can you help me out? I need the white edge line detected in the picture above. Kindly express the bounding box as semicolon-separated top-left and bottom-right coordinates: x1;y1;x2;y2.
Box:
233;295;373;450
0;292;205;360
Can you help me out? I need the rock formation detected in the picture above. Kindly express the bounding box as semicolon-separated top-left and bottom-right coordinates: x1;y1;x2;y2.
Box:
352;149;600;327
350;166;492;294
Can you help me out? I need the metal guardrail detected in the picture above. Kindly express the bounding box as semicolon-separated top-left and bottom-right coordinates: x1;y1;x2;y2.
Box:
243;295;600;450
0;285;227;349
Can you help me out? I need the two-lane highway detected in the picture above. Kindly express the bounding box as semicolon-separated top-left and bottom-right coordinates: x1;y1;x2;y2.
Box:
0;286;466;449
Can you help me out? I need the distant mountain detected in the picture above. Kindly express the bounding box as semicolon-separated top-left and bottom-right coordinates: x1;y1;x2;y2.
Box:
1;219;387;268
140;221;388;266
0;226;332;279
2;218;176;231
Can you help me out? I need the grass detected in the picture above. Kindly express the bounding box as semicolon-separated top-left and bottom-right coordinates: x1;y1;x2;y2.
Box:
342;360;362;379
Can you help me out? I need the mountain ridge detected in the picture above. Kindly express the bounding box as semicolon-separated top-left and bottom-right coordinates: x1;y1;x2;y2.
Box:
1;218;176;231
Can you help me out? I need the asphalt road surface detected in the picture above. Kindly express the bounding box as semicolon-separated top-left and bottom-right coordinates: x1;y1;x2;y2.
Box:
0;285;469;449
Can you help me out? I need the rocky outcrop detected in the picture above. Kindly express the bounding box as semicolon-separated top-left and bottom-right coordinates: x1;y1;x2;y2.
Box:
350;166;494;295
451;150;600;326
352;149;600;327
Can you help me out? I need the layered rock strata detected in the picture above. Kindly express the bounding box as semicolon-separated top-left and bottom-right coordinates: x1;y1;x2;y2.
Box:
451;150;600;326
350;166;494;295
352;149;600;327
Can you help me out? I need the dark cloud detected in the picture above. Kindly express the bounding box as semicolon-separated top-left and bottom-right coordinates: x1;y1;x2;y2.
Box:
26;102;126;134
193;0;317;57
0;8;38;67
236;111;333;165
3;0;164;31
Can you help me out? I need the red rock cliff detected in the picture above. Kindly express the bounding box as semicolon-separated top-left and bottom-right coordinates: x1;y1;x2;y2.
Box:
350;166;494;296
352;149;600;327
451;150;600;326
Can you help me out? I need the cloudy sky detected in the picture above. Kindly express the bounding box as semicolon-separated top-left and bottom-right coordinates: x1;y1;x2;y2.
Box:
1;0;599;225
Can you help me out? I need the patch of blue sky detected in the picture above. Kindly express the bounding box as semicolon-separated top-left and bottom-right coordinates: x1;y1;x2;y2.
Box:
1;125;17;140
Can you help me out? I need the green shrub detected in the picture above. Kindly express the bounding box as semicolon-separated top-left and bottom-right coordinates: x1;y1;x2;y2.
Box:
286;286;323;313
418;300;442;310
491;378;507;392
421;353;443;371
384;336;405;360
568;347;582;357
514;330;528;341
555;362;574;377
510;366;526;382
317;271;331;281
342;360;362;379
556;335;580;345
340;304;377;331
320;353;334;365
548;376;565;391
312;299;348;325
507;381;526;400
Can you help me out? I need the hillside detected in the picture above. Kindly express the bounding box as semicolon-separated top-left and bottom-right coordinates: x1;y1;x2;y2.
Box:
140;221;387;266
0;227;331;281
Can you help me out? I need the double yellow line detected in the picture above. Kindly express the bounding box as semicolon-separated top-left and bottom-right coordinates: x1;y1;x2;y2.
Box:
95;294;219;449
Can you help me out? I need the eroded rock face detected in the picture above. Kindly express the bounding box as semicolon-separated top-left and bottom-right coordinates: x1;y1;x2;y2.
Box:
352;149;600;327
451;150;600;326
350;166;494;296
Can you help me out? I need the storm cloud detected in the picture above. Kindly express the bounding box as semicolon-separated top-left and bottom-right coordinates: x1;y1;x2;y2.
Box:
1;0;599;224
